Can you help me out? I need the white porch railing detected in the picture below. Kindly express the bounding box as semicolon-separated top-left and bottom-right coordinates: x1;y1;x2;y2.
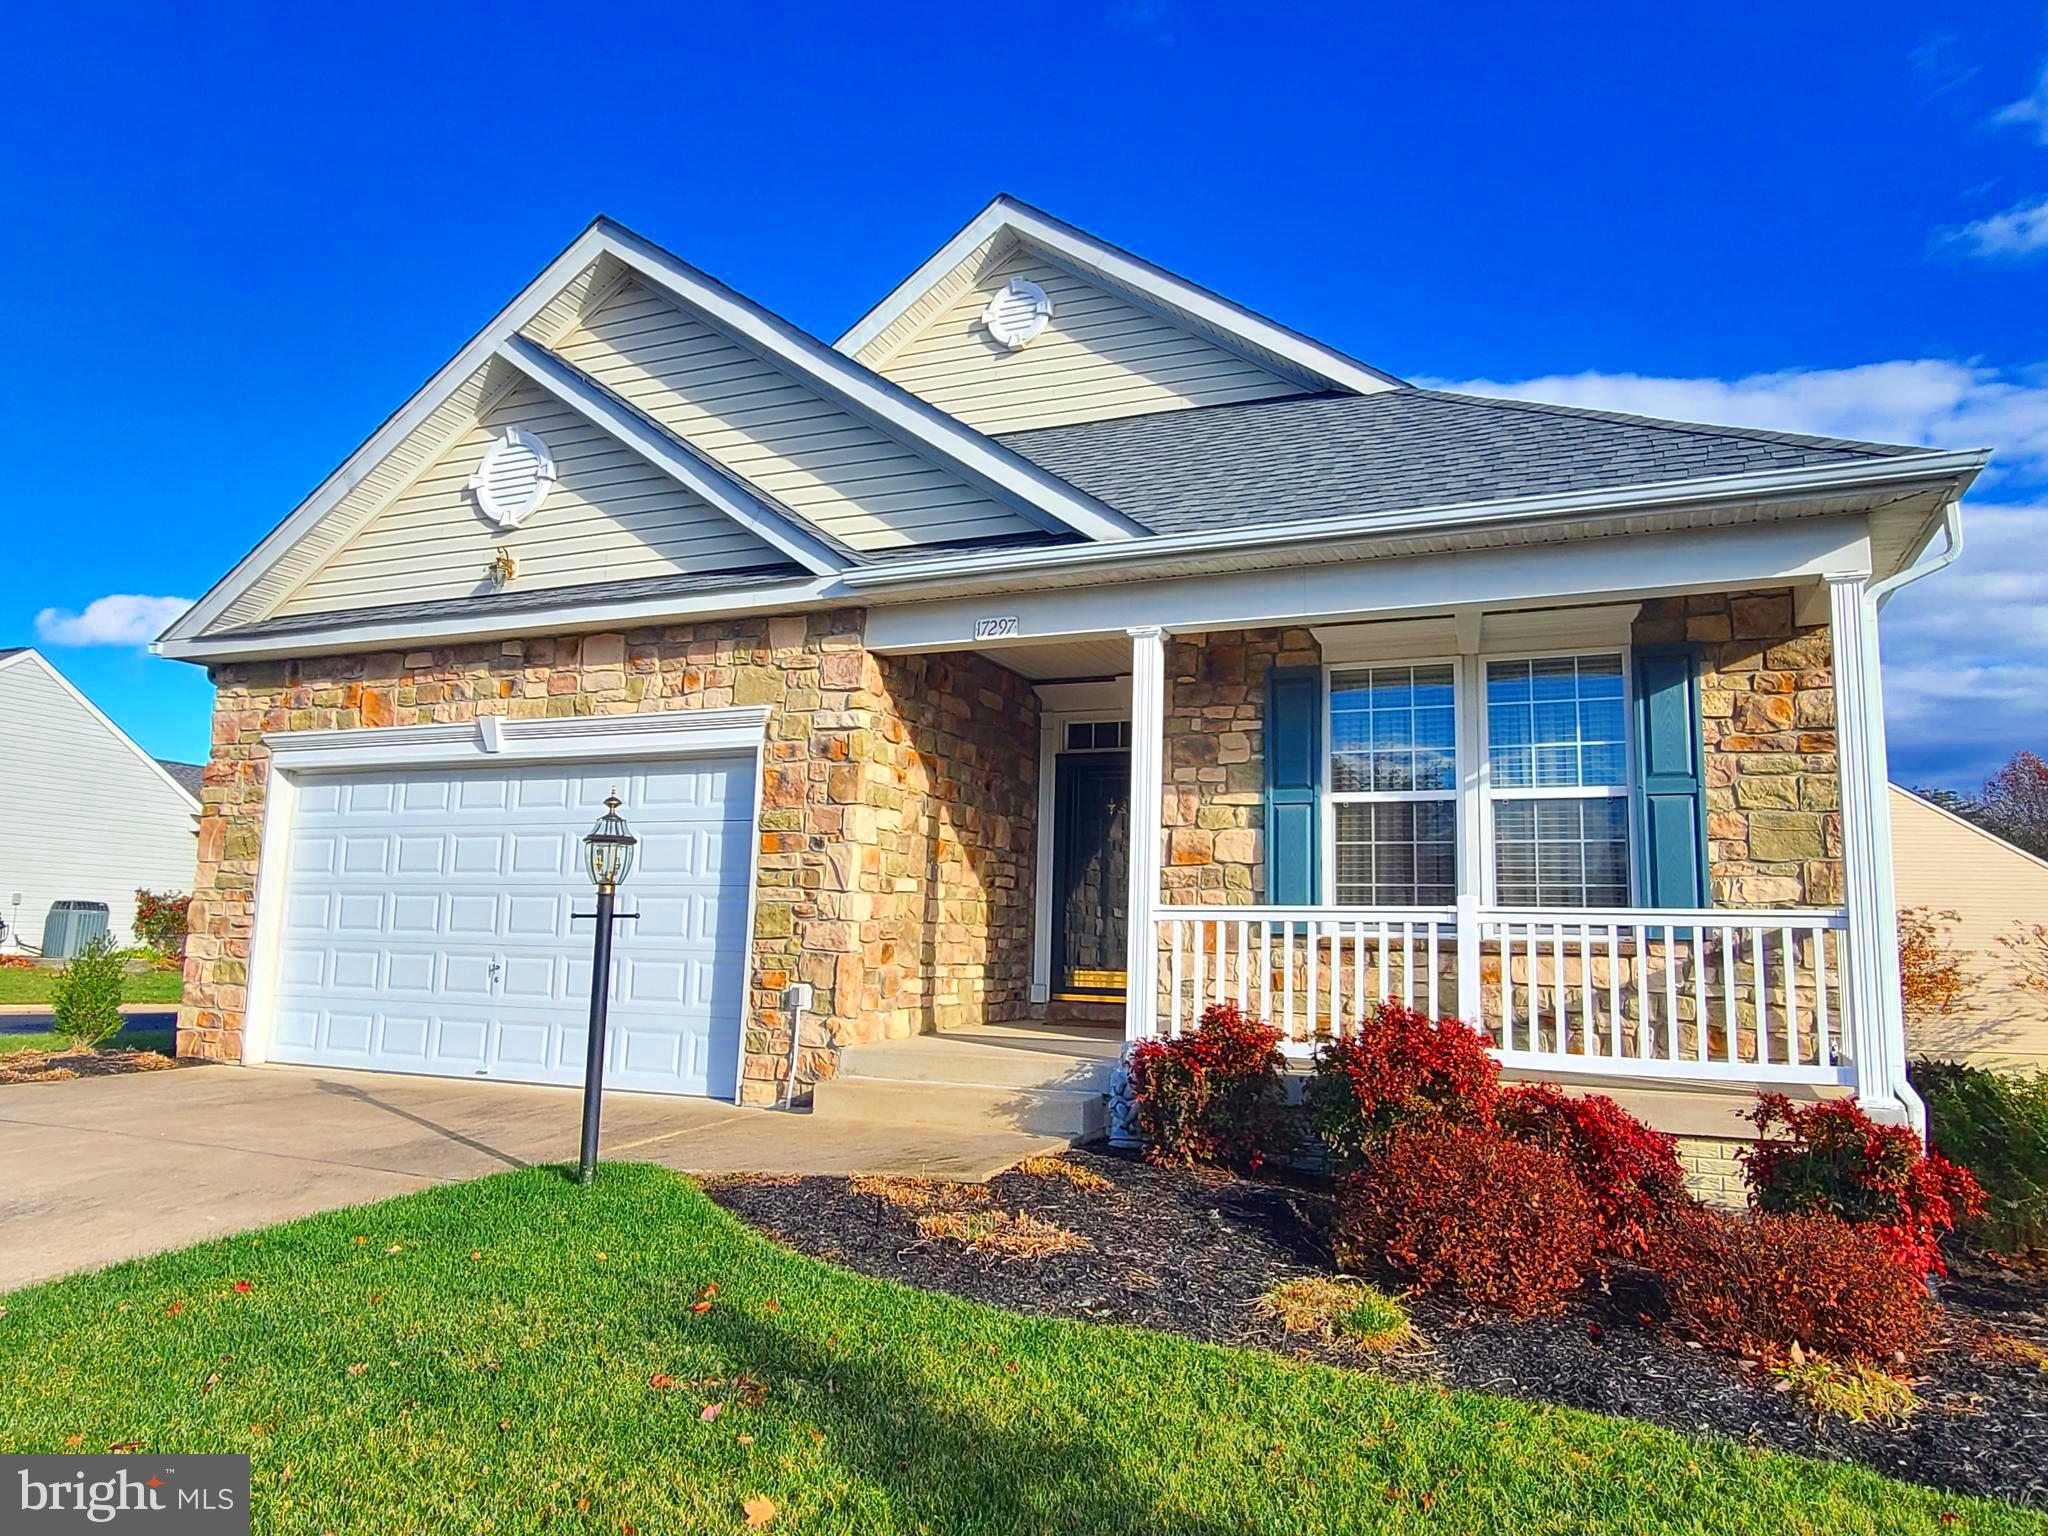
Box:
1151;905;1853;1088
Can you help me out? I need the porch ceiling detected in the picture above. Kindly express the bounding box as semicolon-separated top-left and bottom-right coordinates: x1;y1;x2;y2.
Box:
978;635;1135;680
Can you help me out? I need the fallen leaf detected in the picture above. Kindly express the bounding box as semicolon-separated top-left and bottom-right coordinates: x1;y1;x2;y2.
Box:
737;1433;754;1446
763;1297;781;1313
346;1364;368;1377
576;1498;590;1513
386;1243;403;1254
690;1300;714;1315
649;1373;678;1391
623;1524;636;1535
64;1435;83;1449
469;1251;482;1262
202;1373;221;1395
232;1281;253;1294
499;1419;512;1430
700;1402;724;1423
699;1282;719;1299
594;1252;608;1262
742;1495;777;1527
165;1302;185;1318
809;1429;826;1444
353;1236;367;1246
108;1441;144;1454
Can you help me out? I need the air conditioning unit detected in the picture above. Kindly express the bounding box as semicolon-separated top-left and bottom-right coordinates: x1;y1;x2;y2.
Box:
42;900;110;960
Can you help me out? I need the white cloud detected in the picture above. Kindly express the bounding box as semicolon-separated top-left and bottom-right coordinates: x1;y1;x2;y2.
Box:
1992;59;2048;144
1944;194;2048;259
1422;362;2048;790
1422;359;2048;480
34;594;193;648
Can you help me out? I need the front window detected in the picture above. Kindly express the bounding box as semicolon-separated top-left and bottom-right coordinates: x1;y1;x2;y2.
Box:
1484;654;1631;907
1328;664;1457;906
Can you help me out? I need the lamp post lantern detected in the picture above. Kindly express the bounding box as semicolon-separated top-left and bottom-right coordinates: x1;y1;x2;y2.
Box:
573;792;638;1185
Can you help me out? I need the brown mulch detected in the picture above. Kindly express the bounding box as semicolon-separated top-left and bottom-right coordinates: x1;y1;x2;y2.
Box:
0;1048;183;1084
708;1145;2048;1508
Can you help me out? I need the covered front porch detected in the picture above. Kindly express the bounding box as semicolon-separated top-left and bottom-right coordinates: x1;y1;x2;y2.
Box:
861;506;1929;1134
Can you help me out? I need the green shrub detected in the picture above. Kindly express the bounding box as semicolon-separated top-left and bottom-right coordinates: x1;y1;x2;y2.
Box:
51;938;127;1051
1911;1058;2048;1258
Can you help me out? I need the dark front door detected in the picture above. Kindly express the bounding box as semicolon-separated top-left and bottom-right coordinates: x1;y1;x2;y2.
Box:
1051;751;1131;998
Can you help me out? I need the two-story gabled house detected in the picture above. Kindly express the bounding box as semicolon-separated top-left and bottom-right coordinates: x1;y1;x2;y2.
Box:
157;198;1986;1179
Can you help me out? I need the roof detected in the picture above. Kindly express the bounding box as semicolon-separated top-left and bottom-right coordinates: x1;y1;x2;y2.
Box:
994;389;1927;537
0;648;22;662
155;760;206;796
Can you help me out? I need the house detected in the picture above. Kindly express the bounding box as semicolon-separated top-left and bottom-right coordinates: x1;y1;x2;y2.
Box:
1892;785;2048;1074
155;197;1987;1179
0;648;201;951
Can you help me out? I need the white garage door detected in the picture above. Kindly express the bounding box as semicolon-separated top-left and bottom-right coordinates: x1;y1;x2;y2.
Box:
267;756;754;1098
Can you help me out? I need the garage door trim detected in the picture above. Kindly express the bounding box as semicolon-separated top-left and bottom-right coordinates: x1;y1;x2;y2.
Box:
243;706;770;1105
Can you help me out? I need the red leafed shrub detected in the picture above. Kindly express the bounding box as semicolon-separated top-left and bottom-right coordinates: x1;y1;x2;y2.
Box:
1740;1093;1985;1278
1496;1083;1687;1258
1648;1206;1936;1361
132;888;191;960
1127;1002;1289;1169
1334;1124;1598;1316
1305;1004;1500;1169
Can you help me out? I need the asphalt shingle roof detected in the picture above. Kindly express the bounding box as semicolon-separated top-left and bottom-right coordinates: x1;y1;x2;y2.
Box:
155;760;206;796
994;389;1929;537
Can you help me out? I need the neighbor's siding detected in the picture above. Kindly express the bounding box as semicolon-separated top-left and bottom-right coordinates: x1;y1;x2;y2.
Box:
277;381;782;616
552;280;1039;551
1891;786;2048;1073
873;245;1308;434
0;656;198;950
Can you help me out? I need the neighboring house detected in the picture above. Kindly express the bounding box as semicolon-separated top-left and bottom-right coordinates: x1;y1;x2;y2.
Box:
156;197;1986;1161
0;648;201;951
1892;785;2048;1073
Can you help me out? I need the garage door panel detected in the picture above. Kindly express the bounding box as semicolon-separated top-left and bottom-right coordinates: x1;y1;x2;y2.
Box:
268;754;753;1098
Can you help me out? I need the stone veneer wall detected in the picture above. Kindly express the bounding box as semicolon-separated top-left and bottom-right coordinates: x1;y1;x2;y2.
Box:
1632;587;1841;908
1159;627;1321;905
179;611;1038;1104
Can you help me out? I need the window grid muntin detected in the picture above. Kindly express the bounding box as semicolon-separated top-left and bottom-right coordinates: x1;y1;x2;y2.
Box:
1327;661;1458;907
1483;651;1632;910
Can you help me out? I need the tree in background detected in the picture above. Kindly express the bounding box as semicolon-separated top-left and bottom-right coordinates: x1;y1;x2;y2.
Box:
132;889;190;961
1898;908;1969;1027
1975;751;2048;860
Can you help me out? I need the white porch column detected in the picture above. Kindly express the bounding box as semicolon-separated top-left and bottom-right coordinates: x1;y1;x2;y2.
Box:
1123;625;1167;1042
1827;572;1921;1132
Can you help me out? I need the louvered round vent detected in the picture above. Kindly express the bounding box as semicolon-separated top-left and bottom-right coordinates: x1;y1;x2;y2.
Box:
468;427;557;530
982;276;1053;349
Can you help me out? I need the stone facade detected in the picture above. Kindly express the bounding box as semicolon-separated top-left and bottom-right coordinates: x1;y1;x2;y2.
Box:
1634;588;1841;909
1674;1135;1749;1207
1159;627;1320;906
179;611;1038;1103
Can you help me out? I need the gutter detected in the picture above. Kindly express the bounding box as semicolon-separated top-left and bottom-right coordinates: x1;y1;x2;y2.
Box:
841;448;1990;593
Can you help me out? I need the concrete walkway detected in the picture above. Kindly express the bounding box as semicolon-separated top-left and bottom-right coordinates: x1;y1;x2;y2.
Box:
0;1063;1066;1290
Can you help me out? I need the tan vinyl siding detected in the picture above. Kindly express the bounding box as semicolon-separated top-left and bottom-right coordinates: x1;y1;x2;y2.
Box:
874;246;1309;433
1892;786;2048;1073
0;656;197;951
276;381;781;615
553;280;1037;551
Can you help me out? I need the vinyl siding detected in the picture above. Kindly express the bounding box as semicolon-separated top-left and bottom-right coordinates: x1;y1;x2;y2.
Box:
276;381;783;616
0;656;197;952
874;246;1309;434
1892;786;2048;1073
553;280;1038;551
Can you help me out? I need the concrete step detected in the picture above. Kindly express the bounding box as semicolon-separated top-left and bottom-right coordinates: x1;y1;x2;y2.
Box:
810;1076;1109;1139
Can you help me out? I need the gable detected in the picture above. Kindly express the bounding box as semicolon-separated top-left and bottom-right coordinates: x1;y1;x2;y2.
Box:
550;279;1043;550
867;239;1312;433
275;378;788;617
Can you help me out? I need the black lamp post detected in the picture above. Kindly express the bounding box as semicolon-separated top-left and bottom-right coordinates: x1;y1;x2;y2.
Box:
573;791;637;1186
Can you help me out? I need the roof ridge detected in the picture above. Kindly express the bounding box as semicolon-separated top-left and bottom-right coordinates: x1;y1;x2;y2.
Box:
991;390;1351;442
1410;387;1927;459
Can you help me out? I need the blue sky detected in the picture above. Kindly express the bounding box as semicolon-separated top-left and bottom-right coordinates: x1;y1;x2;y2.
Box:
3;2;2045;786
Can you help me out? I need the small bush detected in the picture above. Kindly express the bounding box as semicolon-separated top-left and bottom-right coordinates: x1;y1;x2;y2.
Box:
1648;1206;1936;1361
1741;1092;1984;1277
1255;1276;1416;1352
848;1175;992;1212
1127;1002;1290;1169
1305;1004;1499;1169
1911;1058;2048;1259
132;888;190;960
1496;1083;1687;1258
1775;1355;1921;1425
914;1209;1092;1258
51;938;127;1052
1009;1155;1114;1192
1335;1124;1598;1316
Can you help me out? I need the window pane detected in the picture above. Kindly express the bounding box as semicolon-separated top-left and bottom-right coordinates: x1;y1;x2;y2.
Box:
1486;653;1630;792
1487;659;1531;704
1335;798;1455;906
1492;796;1630;910
1412;664;1455;707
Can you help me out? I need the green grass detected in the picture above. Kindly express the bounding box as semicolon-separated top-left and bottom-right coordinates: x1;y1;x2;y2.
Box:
0;967;182;1005
0;1027;174;1058
0;1167;2034;1535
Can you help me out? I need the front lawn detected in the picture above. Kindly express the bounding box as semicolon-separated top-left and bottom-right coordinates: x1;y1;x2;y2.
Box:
0;967;182;1005
0;1166;2033;1535
0;1027;175;1058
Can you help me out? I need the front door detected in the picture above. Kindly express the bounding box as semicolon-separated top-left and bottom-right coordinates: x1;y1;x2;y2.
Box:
1051;751;1131;998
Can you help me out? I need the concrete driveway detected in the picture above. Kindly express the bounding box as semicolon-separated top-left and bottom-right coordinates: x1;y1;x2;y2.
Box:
0;1063;1062;1290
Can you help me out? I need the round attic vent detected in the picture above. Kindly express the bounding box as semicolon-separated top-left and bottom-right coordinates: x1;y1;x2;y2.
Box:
982;276;1053;350
468;427;557;530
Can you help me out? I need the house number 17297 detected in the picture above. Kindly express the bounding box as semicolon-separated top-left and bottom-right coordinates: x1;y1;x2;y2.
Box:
973;616;1020;640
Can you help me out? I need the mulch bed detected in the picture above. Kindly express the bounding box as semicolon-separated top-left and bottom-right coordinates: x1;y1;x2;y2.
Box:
0;1047;184;1084
708;1146;2048;1508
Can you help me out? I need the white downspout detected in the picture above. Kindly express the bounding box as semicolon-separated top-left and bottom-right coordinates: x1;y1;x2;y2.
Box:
1853;500;1964;1136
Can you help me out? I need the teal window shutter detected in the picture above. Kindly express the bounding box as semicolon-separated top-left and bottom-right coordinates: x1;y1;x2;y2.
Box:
1265;665;1322;904
1632;645;1709;908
